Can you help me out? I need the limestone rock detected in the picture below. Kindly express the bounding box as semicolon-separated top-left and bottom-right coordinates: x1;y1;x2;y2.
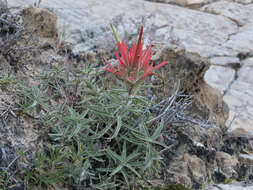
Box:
183;154;207;184
166;159;193;187
171;174;193;188
21;5;58;38
230;128;253;139
193;82;229;128
145;0;215;9
209;56;240;67
151;46;210;94
204;66;235;94
216;151;238;168
243;57;253;67
215;151;239;179
165;154;207;188
205;183;253;190
227;0;253;4
238;153;253;181
224;24;253;54
8;0;238;58
224;58;253;132
222;128;253;158
239;153;253;166
202;1;253;26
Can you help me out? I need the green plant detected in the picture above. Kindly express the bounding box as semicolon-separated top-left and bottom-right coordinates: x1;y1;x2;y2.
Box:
45;80;168;188
24;147;67;189
0;72;13;88
0;171;9;190
18;85;49;115
143;184;192;190
18;25;170;189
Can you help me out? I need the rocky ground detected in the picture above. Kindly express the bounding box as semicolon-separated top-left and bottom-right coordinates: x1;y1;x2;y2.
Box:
1;0;253;189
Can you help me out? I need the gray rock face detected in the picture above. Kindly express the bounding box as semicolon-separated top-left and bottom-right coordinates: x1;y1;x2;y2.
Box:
145;0;217;9
8;0;238;57
202;1;253;26
223;57;253;132
204;66;235;93
229;0;253;4
205;183;253;190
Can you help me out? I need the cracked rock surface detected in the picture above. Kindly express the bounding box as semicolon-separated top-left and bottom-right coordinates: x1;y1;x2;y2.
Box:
223;57;253;133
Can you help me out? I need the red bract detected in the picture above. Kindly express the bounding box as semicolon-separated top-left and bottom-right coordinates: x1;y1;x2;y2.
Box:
105;25;167;84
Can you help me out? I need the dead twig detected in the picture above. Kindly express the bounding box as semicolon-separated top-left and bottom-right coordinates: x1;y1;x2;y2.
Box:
147;82;181;124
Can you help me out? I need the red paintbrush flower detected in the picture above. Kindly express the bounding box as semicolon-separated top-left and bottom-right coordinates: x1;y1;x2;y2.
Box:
105;25;167;92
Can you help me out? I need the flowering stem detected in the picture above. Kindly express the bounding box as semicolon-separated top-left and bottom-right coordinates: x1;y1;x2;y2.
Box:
110;24;120;42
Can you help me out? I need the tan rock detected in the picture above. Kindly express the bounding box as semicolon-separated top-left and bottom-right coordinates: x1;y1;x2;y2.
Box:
21;5;58;38
230;128;253;138
239;153;253;166
216;151;238;168
171;174;193;188
183;154;207;184
166;159;193;187
194;82;229;127
151;46;229;127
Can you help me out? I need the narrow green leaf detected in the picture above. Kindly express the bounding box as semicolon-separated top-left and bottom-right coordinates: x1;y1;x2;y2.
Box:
96;168;114;173
132;95;150;104
88;107;113;118
106;150;124;163
80;109;89;118
67;106;76;117
141;124;150;137
125;164;141;178
132;132;169;148
89;121;113;140
146;139;169;149
27;100;38;110
121;168;129;187
108;115;121;139
91;156;105;162
151;120;164;140
110;24;120;42
126;152;140;162
110;165;123;176
68;123;81;140
122;141;126;160
121;122;139;133
122;136;143;145
91;182;118;190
